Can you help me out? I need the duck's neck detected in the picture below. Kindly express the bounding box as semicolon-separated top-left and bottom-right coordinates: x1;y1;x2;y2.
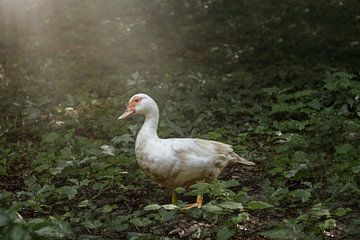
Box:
138;107;159;140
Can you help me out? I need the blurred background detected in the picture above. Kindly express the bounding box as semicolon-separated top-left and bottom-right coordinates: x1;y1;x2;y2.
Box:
1;0;359;132
1;0;360;239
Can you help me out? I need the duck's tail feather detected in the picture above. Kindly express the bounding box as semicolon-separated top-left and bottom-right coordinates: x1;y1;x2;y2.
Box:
231;152;255;166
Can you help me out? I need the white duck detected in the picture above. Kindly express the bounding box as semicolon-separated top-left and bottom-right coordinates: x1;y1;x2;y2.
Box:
118;93;255;208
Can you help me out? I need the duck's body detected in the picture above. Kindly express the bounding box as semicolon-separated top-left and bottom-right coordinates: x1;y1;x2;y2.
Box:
136;136;253;188
119;93;255;207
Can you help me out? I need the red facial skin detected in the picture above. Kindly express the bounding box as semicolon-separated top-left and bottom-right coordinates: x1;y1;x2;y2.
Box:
127;96;141;112
118;96;142;119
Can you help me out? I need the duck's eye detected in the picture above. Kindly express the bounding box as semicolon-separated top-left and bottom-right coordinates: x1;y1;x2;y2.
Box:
134;98;139;103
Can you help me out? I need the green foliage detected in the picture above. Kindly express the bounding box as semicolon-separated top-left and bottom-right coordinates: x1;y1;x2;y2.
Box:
0;0;359;239
0;192;73;239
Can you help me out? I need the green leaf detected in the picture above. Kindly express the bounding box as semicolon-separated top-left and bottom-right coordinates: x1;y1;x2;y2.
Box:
111;134;134;144
130;217;153;227
83;219;103;229
292;151;307;162
187;182;210;196
334;207;351;217
307;99;321;110
32;219;73;238
319;219;336;230
127;232;152;240
232;212;250;224
60;147;72;158
56;186;78;200
310;203;330;217
175;187;185;194
218;201;243;210
335;143;354;155
0;191;12;202
260;220;304;240
246;200;273;210
284;164;307;178
143;204;161;211
111;222;129;232
0;214;10;227
78;199;92;208
50;161;74;175
110;215;130;232
159;209;177;221
42;132;60;143
289;189;312;203
217;226;235;240
161;204;179;210
102;204;117;213
24;107;42;120
202;203;226;214
10;225;32;240
100;145;115;156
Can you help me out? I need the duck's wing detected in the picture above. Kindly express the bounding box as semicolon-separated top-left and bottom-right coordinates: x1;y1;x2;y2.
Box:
170;138;255;167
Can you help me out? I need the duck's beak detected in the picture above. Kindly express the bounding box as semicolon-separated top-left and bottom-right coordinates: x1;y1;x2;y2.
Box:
118;107;135;120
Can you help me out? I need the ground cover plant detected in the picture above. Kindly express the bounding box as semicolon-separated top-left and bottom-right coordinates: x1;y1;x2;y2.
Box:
1;0;359;239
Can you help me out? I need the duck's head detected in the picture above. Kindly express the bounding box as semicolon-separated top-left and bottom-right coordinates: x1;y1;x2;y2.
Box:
118;93;157;119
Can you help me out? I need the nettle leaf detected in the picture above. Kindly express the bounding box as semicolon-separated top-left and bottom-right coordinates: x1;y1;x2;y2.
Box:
222;179;240;188
246;200;273;210
161;204;179;210
100;145;115;156
102;204;117;213
272;102;305;113
319;219;336;231
60;147;72;158
9;225;32;240
130;217;153;227
31;218;73;239
232;212;250;224
263;87;280;96
218;201;243;210
175;187;186;194
42;132;61;143
284;164;307;178
83;219;103;229
111;134;134;144
335;143;354;155
111;217;129;232
38;184;55;196
24;107;42;120
0;214;10;227
323;72;355;91
202;203;226;214
277;89;317;102
310;203;330;217
50;161;74;175
78;199;92;208
143;204;161;211
187;182;210;196
292;151;307;163
274;120;307;131
56;186;78;200
307;99;321;110
260;220;304;240
216;226;236;240
127;232;152;240
207;131;223;140
334;207;352;217
289;189;312;203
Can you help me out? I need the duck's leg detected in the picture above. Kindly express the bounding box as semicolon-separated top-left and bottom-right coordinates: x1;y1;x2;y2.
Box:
196;194;203;208
184;194;203;209
171;189;178;204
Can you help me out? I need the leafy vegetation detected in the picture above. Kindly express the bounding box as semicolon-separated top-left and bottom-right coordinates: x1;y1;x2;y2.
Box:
1;0;359;239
